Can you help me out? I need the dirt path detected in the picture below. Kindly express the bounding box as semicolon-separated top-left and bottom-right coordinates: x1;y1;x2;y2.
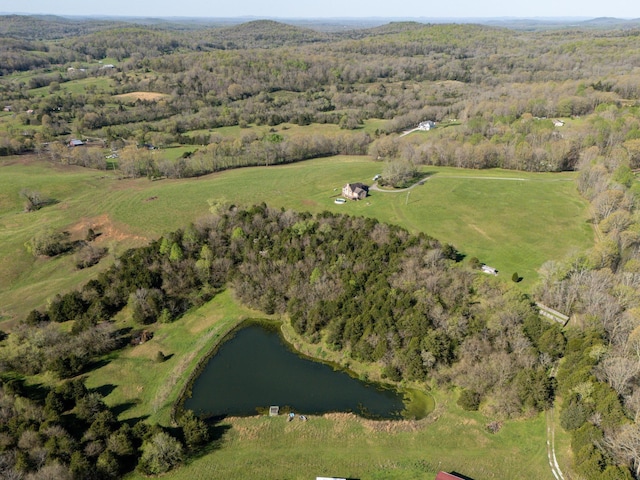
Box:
369;178;427;193
546;407;566;480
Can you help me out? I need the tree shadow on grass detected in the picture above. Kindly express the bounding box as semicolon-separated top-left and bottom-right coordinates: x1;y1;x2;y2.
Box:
111;401;142;417
82;357;111;373
121;415;151;428
92;383;117;397
182;418;232;463
20;380;50;402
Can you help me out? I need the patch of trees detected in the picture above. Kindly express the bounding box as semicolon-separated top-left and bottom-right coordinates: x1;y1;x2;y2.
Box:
98;131;371;179
25;226;106;269
0;375;208;478
20;188;57;212
5;199;638;474
531;115;640;477
10;205;557;421
24;229;73;257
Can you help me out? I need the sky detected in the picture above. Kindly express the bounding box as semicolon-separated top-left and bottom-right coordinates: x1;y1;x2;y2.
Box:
2;0;640;19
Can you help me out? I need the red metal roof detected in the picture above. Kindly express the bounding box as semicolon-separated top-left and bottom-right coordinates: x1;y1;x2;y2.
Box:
436;472;464;480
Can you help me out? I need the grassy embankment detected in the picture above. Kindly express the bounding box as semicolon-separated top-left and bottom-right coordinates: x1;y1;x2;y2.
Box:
124;386;551;480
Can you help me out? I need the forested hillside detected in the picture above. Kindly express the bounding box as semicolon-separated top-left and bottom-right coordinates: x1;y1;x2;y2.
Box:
3;16;640;177
2;14;640;480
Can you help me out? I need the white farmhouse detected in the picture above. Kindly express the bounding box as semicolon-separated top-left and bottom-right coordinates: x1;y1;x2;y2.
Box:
418;120;436;131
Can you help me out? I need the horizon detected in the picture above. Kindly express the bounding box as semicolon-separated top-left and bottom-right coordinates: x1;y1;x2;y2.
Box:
0;13;630;21
2;0;639;21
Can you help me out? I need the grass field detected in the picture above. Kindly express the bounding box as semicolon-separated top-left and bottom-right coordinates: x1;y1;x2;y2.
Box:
185;118;386;140
125;389;552;480
0;154;593;322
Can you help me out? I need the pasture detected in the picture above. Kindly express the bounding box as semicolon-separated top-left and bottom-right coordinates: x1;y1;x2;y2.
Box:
0;154;592;322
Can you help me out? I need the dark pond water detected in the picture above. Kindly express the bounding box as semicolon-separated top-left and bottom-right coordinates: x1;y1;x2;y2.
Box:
184;323;406;418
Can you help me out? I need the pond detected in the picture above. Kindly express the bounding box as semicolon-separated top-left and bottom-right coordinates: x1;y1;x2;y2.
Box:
184;323;411;419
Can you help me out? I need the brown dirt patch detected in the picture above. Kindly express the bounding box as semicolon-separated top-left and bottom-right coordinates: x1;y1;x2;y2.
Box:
114;92;169;102
66;213;148;244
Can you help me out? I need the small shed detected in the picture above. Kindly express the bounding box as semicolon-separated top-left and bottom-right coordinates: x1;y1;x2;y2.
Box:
269;406;279;416
69;139;84;147
481;265;498;276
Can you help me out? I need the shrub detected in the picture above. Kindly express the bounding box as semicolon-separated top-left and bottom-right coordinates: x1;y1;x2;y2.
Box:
25;229;72;257
178;410;210;449
457;389;481;411
138;432;183;475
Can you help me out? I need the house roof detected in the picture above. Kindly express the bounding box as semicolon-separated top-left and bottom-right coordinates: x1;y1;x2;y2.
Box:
435;472;465;480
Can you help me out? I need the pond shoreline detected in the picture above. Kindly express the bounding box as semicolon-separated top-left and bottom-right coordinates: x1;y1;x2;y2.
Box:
174;317;434;422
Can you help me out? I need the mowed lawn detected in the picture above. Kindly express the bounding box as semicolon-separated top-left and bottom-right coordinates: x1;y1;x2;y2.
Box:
0;155;592;321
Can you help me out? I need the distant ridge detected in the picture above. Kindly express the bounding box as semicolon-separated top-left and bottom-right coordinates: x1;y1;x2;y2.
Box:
1;14;639;34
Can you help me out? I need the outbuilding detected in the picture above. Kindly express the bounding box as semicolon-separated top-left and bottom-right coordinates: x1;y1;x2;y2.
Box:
435;472;467;480
481;265;498;275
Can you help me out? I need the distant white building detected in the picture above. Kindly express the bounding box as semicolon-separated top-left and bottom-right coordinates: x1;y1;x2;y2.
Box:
418;120;436;131
553;119;565;127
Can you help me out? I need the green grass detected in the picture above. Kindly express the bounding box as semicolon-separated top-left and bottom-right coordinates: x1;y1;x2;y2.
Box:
154;145;202;161
84;289;269;425
125;389;553;480
29;76;113;96
0;155;593;322
186;120;371;140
